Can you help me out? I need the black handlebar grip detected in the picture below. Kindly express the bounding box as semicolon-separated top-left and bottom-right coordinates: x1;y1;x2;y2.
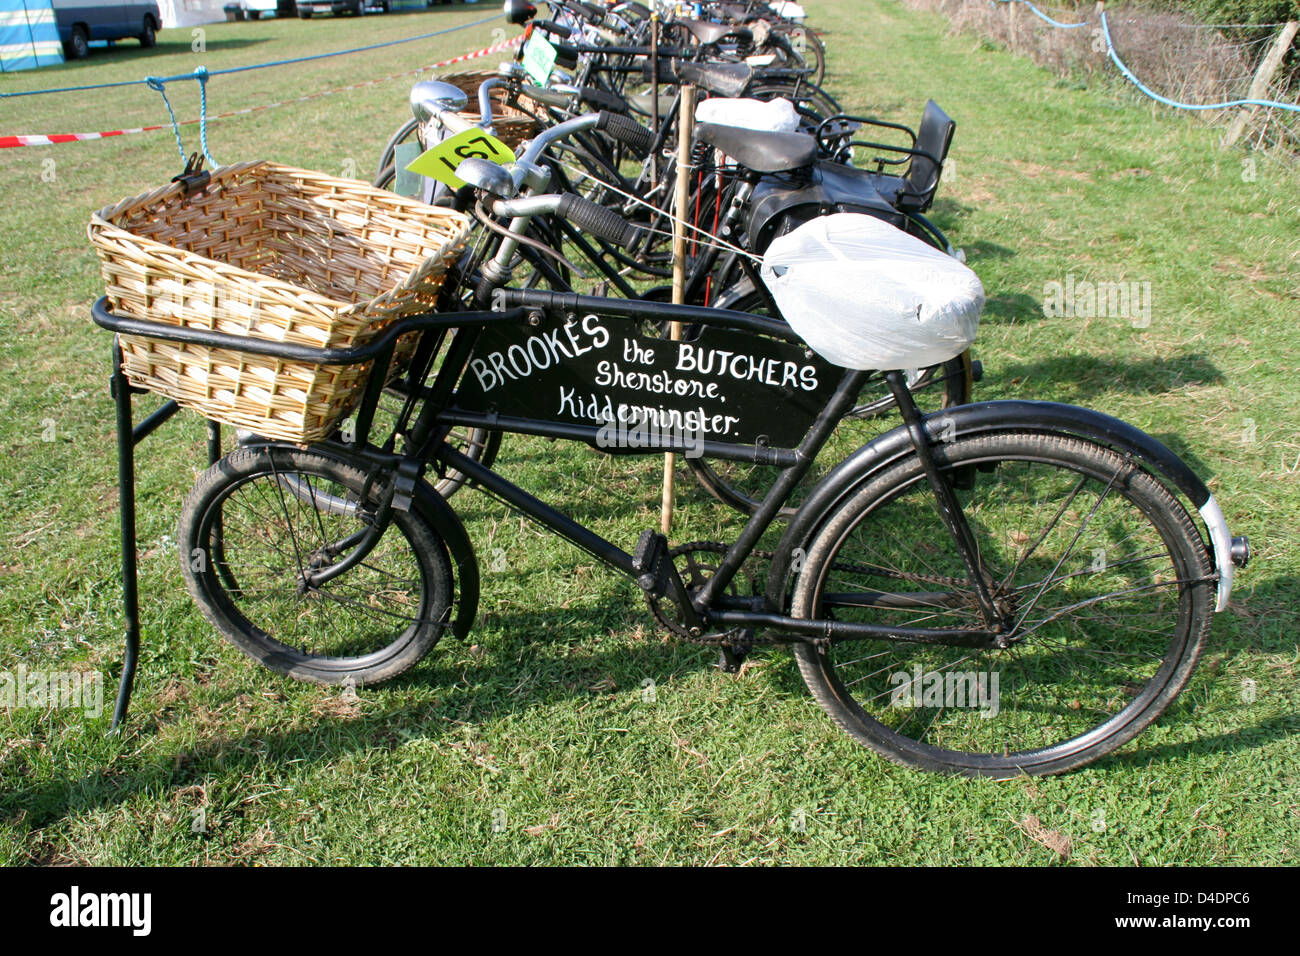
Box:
567;1;606;24
596;111;654;158
580;87;629;114
551;41;581;71
532;19;572;38
556;193;639;248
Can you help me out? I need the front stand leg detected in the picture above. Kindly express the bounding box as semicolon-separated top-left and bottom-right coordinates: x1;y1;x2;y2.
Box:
109;339;140;734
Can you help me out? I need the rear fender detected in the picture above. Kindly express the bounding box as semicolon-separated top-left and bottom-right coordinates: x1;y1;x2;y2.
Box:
765;400;1238;611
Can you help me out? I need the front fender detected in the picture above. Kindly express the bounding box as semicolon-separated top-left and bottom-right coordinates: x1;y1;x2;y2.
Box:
413;479;480;640
766;400;1240;611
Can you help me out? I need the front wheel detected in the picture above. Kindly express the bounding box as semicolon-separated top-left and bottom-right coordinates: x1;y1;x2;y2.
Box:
785;430;1215;777
179;445;455;685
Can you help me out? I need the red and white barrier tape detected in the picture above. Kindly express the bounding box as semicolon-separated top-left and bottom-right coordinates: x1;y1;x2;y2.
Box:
0;35;521;150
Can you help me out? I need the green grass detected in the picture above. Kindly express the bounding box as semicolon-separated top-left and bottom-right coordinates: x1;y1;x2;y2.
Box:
1;0;1297;865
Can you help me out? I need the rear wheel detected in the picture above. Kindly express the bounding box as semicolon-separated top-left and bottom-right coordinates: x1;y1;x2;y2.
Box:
179;446;453;685
786;430;1215;777
139;18;156;47
67;25;89;59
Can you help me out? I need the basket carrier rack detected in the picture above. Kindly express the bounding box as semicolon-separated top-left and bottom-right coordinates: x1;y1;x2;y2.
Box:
91;298;525;730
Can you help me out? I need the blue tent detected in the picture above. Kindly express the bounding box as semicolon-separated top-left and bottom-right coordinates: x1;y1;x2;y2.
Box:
1;0;64;72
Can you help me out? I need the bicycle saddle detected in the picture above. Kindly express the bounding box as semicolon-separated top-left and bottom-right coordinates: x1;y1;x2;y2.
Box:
695;122;818;173
627;90;677;116
715;2;752;19
646;58;752;97
681;19;752;46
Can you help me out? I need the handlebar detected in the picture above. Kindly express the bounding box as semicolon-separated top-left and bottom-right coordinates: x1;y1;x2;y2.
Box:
489;192;640;248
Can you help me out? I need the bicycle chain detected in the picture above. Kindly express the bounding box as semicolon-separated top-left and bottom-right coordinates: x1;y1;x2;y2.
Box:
754;548;972;590
648;543;974;645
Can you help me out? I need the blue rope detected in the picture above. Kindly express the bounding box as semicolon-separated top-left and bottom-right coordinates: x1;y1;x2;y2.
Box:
1100;10;1300;113
145;75;187;165
0;14;500;99
194;66;216;167
983;2;1300;115
990;0;1088;29
145;67;218;167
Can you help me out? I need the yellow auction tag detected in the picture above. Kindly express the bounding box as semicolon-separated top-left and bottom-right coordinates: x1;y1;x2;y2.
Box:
405;127;516;189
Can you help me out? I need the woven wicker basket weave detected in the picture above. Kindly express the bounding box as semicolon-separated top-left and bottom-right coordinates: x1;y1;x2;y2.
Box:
436;69;542;149
88;160;472;444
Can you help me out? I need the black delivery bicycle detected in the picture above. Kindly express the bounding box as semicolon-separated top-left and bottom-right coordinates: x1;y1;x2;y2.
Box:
95;113;1247;778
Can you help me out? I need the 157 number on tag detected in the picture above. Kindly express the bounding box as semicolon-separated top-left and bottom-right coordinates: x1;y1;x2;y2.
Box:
405;127;515;189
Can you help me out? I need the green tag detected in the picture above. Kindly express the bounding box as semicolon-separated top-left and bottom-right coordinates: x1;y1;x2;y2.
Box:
522;31;557;86
405;127;516;189
393;141;424;198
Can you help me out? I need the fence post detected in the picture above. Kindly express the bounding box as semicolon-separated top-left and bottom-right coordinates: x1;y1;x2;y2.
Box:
1008;0;1018;49
1223;20;1299;147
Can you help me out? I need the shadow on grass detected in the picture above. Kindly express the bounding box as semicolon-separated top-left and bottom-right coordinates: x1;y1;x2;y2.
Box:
45;39;272;73
990;352;1225;403
2;607;727;841
6;555;1289;844
982;291;1043;324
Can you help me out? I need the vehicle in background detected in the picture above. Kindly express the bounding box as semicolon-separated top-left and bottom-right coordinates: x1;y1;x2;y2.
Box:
295;0;389;17
53;0;162;58
225;0;297;18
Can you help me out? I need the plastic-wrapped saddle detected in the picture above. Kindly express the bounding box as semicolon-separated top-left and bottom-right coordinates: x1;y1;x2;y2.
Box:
695;96;801;133
759;213;984;370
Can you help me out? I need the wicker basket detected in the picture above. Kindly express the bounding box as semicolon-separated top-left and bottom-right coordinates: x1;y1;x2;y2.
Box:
89;160;472;443
436;69;542;149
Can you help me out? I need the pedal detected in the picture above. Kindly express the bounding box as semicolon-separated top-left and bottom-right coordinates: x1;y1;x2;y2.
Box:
635;531;707;638
717;646;747;673
632;530;669;596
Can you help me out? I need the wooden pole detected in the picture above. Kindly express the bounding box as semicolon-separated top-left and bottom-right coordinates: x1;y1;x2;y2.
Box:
1223;20;1299;148
661;83;697;536
1007;0;1018;50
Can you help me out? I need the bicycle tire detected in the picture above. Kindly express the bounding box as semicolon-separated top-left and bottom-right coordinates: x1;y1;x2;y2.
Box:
786;430;1214;777
374;117;421;185
179;445;453;685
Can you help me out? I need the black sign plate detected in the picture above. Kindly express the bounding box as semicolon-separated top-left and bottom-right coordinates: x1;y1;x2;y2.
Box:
454;310;840;449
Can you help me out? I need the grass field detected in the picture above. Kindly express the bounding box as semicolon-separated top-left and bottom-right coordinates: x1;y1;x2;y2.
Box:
0;0;1296;865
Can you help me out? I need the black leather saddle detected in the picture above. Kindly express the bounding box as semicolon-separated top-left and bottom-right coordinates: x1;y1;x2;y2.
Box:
695;122;818;174
681;18;752;46
644;58;752;97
